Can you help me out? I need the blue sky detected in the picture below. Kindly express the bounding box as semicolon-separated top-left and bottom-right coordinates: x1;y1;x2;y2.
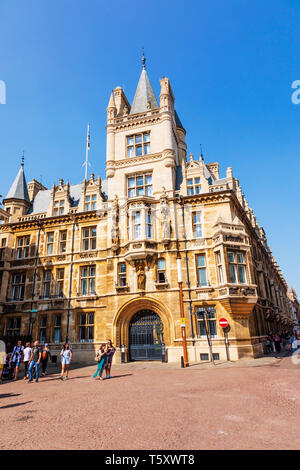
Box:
0;0;299;292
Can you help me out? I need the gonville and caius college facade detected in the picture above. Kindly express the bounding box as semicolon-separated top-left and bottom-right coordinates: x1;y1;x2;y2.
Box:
0;59;297;364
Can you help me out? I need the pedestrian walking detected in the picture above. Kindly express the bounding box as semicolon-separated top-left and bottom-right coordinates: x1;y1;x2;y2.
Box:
59;343;72;381
93;344;107;380
104;339;115;379
41;344;51;376
11;340;24;381
23;342;32;380
291;334;300;354
273;333;281;353
28;341;41;383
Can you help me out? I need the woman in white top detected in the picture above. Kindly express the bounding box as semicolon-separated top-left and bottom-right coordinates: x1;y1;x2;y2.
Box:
23;342;32;380
59;343;72;381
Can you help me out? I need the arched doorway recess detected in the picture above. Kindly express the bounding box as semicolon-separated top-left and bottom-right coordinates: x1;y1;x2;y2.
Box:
129;310;163;361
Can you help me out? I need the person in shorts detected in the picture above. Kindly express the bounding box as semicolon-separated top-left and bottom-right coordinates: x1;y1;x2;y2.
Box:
59;343;72;381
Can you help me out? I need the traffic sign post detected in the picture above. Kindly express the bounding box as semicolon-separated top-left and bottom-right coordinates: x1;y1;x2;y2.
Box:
219;318;230;362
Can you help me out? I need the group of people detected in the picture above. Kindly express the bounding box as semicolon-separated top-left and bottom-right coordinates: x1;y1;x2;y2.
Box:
93;340;115;380
0;340;73;383
0;340;52;383
0;338;115;384
264;331;300;355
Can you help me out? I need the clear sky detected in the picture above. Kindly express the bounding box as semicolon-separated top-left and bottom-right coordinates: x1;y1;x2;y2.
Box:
0;0;299;292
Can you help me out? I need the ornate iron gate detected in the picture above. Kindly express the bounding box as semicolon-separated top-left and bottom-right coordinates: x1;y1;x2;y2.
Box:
129;310;164;361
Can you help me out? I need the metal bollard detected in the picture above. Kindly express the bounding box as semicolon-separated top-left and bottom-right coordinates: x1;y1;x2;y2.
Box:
181;356;184;368
161;343;166;363
121;344;125;363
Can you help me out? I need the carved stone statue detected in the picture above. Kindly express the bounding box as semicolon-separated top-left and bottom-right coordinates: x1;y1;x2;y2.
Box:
160;187;170;240
111;195;119;245
136;263;146;290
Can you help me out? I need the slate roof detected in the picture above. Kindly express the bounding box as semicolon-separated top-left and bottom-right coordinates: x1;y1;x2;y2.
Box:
130;69;159;115
5;165;30;202
28;183;83;214
175;165;183;191
174;110;184;129
28;181;108;214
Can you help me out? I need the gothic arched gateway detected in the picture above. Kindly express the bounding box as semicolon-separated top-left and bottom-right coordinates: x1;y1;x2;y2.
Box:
129;310;163;361
113;297;173;362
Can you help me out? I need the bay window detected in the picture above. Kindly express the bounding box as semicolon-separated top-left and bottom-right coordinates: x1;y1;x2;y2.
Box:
228;251;247;284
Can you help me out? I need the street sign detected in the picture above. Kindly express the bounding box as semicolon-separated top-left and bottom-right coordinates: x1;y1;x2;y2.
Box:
31;309;38;313
180;318;186;327
219;318;229;328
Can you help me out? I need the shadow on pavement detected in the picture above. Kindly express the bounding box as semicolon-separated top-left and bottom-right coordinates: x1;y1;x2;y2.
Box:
0;393;22;399
40;375;90;383
0;401;32;409
102;374;133;379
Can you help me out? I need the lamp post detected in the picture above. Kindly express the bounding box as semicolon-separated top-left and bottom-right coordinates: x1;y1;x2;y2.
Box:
177;255;189;367
29;309;38;338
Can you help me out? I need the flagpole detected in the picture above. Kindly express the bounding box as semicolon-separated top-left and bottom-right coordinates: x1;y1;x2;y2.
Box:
84;123;90;180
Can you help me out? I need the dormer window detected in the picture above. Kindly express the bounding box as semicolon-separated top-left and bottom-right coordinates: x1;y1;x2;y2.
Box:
54;200;65;216
187;177;201;195
127;133;150;158
85;194;97;211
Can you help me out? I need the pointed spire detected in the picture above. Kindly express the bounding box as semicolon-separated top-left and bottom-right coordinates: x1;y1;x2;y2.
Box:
107;91;116;109
5;159;30;202
130;56;158;115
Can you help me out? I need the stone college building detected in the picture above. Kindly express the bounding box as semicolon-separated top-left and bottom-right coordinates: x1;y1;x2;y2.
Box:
0;58;297;363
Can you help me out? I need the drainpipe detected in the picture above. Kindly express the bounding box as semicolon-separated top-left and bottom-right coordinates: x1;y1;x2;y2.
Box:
66;216;76;343
29;219;42;336
180;197;195;341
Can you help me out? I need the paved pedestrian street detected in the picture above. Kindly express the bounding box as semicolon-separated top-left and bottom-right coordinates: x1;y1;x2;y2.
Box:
1;355;300;450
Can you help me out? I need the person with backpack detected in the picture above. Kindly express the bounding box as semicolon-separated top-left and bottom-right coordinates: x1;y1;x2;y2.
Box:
11;340;24;381
41;344;51;376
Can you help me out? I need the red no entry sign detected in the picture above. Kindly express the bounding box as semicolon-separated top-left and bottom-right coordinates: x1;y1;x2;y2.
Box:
219;318;229;328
